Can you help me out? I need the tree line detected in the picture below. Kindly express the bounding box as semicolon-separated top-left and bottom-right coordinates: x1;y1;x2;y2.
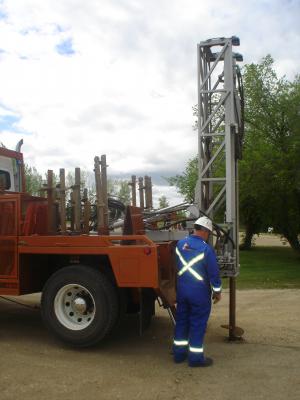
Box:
25;166;170;209
24;167;132;205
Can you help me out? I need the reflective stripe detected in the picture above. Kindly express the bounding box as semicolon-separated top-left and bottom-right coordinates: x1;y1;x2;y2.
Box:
176;247;188;270
185;265;203;281
178;253;205;277
176;247;204;281
212;285;222;292
189;346;204;353
174;340;188;346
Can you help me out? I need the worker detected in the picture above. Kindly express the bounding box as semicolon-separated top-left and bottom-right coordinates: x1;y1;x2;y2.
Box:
173;216;222;367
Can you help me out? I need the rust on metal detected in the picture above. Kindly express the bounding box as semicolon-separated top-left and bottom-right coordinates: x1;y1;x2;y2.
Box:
226;277;244;340
59;168;66;234
94;156;104;234
100;155;109;234
82;188;91;235
144;175;152;210
138;177;144;210
73;167;81;232
129;175;137;206
69;191;74;231
123;206;145;236
46;170;55;234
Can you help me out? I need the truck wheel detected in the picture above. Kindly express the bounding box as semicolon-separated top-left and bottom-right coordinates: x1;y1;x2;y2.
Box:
41;265;119;347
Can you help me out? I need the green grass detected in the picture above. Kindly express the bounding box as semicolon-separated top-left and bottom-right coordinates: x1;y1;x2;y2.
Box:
223;246;300;289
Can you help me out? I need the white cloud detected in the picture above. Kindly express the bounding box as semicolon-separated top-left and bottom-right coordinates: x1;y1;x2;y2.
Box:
0;0;299;204
152;185;185;208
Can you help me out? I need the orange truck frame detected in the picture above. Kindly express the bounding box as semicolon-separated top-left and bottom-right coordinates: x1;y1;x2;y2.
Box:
0;147;176;347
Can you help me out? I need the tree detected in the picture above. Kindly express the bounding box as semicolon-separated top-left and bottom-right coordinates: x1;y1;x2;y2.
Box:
108;179;131;205
167;157;198;203
116;180;131;205
66;171;132;205
240;56;300;251
24;164;43;196
66;170;96;202
158;195;169;209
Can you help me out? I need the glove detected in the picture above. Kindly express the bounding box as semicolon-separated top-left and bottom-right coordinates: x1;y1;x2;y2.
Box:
212;291;222;304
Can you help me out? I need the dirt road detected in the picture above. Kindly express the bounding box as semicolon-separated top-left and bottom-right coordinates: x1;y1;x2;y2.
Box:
240;233;289;247
0;289;299;400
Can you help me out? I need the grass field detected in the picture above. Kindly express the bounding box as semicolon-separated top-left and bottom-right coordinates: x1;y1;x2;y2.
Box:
223;246;300;289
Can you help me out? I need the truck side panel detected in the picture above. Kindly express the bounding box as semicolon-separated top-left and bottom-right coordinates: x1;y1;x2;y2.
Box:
18;236;159;289
0;197;19;294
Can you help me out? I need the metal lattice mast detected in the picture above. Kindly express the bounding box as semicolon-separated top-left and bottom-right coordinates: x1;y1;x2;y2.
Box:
196;36;243;273
196;36;244;340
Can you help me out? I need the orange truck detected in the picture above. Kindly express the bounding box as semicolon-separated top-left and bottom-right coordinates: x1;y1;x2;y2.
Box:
0;145;177;347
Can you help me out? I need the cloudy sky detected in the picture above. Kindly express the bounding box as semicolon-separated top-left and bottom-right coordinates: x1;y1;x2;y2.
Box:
0;0;299;206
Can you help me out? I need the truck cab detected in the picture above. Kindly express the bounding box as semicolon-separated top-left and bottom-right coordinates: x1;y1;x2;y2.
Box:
0;155;14;190
0;143;24;192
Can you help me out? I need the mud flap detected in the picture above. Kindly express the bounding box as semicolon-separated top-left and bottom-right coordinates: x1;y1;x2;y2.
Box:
139;288;156;335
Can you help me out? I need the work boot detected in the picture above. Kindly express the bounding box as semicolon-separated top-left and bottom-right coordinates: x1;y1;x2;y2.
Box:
188;357;213;368
174;353;187;363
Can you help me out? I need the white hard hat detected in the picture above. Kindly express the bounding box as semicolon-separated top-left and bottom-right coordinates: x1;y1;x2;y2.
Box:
194;216;213;232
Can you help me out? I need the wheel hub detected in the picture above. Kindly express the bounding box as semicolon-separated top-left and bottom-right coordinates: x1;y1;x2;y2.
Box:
54;284;96;331
73;296;87;314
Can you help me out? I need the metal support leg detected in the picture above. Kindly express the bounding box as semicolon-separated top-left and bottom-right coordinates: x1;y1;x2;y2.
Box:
228;277;244;340
229;277;236;340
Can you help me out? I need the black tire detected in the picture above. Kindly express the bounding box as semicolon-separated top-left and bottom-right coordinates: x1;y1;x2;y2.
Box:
41;265;119;347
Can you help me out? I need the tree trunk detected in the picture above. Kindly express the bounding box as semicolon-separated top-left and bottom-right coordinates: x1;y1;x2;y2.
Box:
240;225;255;250
284;233;300;253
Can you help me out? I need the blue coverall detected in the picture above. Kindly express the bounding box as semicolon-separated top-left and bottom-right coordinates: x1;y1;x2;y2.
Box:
173;234;222;364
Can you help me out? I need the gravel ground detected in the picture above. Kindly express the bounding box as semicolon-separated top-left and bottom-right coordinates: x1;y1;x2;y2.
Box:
0;289;299;400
